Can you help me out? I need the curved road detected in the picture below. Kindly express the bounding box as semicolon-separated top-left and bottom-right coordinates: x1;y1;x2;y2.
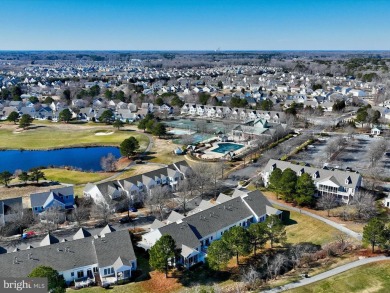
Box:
263;256;389;292
268;199;362;240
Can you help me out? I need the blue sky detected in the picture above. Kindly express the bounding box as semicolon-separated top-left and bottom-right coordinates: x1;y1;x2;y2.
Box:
1;0;389;50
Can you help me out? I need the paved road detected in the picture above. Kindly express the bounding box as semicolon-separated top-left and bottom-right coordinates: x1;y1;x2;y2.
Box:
263;256;389;292
268;199;362;240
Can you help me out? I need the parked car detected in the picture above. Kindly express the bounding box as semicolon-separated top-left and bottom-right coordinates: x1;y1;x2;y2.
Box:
119;216;131;224
21;231;36;239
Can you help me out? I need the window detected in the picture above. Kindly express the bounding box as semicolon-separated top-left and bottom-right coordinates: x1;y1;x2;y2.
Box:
93;267;98;273
71;272;74;277
77;271;84;278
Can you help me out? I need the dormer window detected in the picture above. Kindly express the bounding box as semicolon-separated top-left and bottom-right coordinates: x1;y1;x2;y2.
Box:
313;171;319;179
299;168;304;176
345;176;351;184
271;164;276;171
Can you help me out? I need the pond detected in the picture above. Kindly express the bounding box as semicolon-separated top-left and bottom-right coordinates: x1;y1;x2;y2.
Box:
0;147;121;173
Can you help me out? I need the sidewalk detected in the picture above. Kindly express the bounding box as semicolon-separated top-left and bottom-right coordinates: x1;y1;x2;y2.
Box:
263;256;389;292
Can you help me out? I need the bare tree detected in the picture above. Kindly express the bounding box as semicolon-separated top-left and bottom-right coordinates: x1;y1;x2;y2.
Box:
241;266;261;290
100;153;117;172
316;193;339;216
350;190;377;221
345;125;356;140
70;198;92;227
39;207;64;232
324;138;339;160
367;140;388;167
147;186;172;220
92;202;113;225
269;253;288;280
176;174;198;215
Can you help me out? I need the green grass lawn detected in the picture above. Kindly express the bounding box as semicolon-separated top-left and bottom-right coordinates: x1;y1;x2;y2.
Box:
0;127;149;150
43;168;113;185
274;205;343;246
286;261;390;293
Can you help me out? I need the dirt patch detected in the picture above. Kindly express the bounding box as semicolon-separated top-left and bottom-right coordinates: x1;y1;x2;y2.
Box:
140;271;182;293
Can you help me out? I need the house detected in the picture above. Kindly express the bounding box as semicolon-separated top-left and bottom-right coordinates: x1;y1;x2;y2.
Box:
78;107;95;121
371;126;381;136
115;109;138;122
383;194;390;208
0;106;19;120
139;189;282;268
84;161;191;206
0;197;23;226
0;226;137;286
262;159;363;203
30;186;75;215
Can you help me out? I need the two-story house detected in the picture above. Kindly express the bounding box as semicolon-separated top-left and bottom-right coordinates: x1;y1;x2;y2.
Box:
262;159;363;203
0;226;137;286
140;189;282;268
30;186;75;215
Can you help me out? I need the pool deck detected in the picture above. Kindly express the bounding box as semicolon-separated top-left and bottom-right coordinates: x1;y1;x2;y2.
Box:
201;142;249;159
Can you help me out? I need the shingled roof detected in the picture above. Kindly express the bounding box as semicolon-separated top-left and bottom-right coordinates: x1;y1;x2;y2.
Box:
0;229;135;278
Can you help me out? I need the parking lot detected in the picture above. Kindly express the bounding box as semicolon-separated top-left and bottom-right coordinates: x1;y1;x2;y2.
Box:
292;134;390;178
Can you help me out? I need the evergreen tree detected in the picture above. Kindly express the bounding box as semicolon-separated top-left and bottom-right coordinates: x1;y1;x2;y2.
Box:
295;173;316;206
222;226;251;265
28;266;66;293
149;234;176;278
19;114;33;129
119;137;140;158
206;240;233;270
7;111;19;124
363;218;387;253
269;168;283;199
279;168;297;201
264;215;286;248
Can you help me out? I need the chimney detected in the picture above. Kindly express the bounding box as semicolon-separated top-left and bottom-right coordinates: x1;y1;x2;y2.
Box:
27;253;32;260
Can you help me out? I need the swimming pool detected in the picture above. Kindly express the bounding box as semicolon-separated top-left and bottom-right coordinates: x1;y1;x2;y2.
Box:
212;143;244;154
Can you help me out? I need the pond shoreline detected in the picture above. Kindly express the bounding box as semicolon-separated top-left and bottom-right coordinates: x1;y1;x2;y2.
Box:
0;144;120;152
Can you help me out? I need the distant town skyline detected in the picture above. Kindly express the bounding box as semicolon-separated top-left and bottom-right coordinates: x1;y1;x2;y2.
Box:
1;0;390;51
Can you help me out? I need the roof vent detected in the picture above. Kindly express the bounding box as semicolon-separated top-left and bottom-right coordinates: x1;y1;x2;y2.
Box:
13;257;18;264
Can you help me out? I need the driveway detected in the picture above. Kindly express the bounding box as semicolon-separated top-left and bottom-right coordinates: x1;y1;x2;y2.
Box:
263;256;389;292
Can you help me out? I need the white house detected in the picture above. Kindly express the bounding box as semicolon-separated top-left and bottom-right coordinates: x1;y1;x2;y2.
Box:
262;159;363;203
0;227;137;286
139;189;282;268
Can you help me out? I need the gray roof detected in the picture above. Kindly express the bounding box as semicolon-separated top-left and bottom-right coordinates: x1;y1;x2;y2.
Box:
184;196;253;239
159;222;200;250
0;197;23;215
0;229;135;278
264;159;362;189
152;189;280;250
167;211;185;223
40;234;60;246
241;190;274;218
99;224;116;236
150;219;165;230
73;228;92;240
94;230;136;268
30;186;73;208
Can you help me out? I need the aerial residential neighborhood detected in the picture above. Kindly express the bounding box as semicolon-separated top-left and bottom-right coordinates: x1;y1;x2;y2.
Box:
1;1;390;293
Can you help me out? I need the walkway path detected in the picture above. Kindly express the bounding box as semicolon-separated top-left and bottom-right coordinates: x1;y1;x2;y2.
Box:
94;132;155;184
268;199;362;240
263;256;389;292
